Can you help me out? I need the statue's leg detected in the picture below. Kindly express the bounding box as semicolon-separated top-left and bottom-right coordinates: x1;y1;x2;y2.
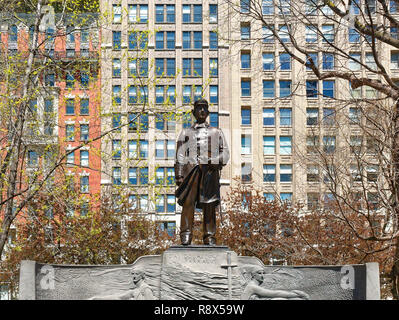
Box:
180;176;199;245
202;203;216;245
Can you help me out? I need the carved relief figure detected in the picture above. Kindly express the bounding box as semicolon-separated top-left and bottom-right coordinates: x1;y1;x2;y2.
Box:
175;99;230;245
241;265;310;300
89;267;155;300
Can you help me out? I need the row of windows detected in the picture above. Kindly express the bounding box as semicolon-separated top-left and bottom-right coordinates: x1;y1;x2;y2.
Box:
112;30;218;50
306;192;379;211
112;84;219;105
241;135;293;155
112;57;218;78
306;164;379;183
126;194;177;214
111;112;219;132
65;124;90;141
111;139;174;160
40;72;92;89
112;167;175;186
112;4;218;24
65;98;90;115
240;79;335;98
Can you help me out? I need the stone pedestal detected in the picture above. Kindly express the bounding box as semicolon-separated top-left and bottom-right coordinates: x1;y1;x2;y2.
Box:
19;246;380;300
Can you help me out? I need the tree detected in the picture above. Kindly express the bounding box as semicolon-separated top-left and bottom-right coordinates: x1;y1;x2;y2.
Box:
220;0;399;298
0;177;176;299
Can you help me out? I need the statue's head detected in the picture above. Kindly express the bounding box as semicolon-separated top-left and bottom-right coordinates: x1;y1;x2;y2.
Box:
131;268;145;283
192;99;209;124
250;265;265;282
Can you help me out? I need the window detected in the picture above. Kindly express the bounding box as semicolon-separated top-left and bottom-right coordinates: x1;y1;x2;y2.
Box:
155;58;176;77
280;164;292;182
278;0;291;14
350;0;360;14
264;193;275;201
241;135;251;154
155;140;175;159
127;113;148;132
280;136;292;155
350;164;362;182
307;165;319;182
182;113;192;128
155;85;176;104
241;79;251;96
241;23;250;40
209;58;218;76
349;28;360;43
241;52;251;69
263;26;274;43
279;53;291;70
112;140;121;159
280;108;292;126
66;99;75;115
323;80;335;98
210;4;218;23
9;25;18;42
113;4;121;23
45;74;55;87
306;136;319;154
183;31;202;49
66;151;74;166
262;0;274;14
349;53;361;71
182;58;202;77
367;165;378;182
391;0;398;13
278;25;290;43
66;73;75;88
112;113;121;132
307;108;318;125
263;108;275;126
263;136;276;155
80;176;89;193
155;4;175;23
155;31;175;49
112;85;121;105
263;164;276;182
306;25;317;43
263;53;274;70
80;124;89;141
209;31;218;49
322;53;334;70
305;0;318;14
80;98;89;115
128;167;137;185
112;167;121;185
241;107;251;125
155;167;175;185
128;31;148;50
263;80;275;98
112;31;121;50
112;58;121;77
350;136;363;155
241;163;252;182
365;0;376;14
79;150;89;167
182;85;203;104
323;136;336;153
182;4;202;23
155;113;176;131
391;52;399;69
280;193;292;203
128;4;148;23
209;112;219;127
322;25;334;43
128;58;148;77
279;80;291;98
128;85;148;104
306;53;318;70
323;108;335;126
159;221;176;236
66;125;74;141
307;193;319;210
210;85;218;104
80;72;89;89
349;107;361;124
306;80;318;98
28;150;38;167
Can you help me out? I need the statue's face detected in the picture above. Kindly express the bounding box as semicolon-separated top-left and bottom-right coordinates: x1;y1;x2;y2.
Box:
254;270;265;282
132;270;144;283
193;104;209;123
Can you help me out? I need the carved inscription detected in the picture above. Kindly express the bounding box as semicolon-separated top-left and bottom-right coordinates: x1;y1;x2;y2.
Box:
167;253;217;265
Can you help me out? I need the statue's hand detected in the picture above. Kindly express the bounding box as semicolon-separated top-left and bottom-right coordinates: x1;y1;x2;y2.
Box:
176;177;184;186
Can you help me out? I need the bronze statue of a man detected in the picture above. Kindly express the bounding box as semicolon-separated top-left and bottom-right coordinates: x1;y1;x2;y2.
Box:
175;99;229;245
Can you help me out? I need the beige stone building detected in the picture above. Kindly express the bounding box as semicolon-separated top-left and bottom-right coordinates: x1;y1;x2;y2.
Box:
99;0;396;234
